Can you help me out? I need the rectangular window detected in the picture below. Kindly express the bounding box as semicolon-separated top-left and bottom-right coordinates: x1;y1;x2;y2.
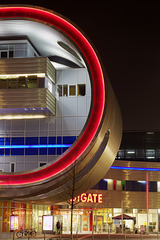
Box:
57;85;62;97
11;163;15;172
116;180;122;190
0;79;7;89
77;84;86;96
0;45;8;50
9;51;14;58
63;85;68;96
8;78;17;89
107;179;113;190
146;149;155;159
69;85;76;96
1;51;8;59
27;75;38;88
18;76;26;88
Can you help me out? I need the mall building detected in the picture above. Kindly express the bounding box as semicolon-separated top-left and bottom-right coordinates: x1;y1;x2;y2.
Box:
0;5;123;236
2;131;160;235
0;5;159;236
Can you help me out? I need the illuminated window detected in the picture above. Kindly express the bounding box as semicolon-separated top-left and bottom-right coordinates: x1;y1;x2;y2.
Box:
107;179;113;190
69;85;76;96
117;150;124;158
27;75;38;88
77;84;86;96
116;180;122;190
18;76;26;88
146;149;155;159
157;182;160;192
8;78;17;89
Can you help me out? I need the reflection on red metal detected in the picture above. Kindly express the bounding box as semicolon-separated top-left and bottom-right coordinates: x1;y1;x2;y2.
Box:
0;6;105;185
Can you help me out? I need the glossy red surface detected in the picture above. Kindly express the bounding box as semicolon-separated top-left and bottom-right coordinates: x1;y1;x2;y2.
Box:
0;6;105;185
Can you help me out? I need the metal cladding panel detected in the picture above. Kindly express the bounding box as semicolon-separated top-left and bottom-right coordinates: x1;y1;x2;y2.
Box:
0;57;56;83
82;190;160;209
0;88;56;115
0;6;122;203
106;160;160;182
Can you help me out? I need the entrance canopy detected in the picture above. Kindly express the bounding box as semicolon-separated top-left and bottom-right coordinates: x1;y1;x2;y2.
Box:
112;214;134;220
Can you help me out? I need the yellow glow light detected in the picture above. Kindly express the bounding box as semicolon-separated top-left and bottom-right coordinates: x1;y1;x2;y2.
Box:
0;73;45;78
0;115;46;120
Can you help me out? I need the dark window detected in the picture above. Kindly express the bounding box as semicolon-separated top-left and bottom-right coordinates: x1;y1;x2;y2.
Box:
57;85;62;97
92;179;107;190
1;51;7;58
11;163;15;172
77;84;86;96
63;85;68;96
39;162;46;167
9;51;14;58
0;79;7;89
126;181;146;192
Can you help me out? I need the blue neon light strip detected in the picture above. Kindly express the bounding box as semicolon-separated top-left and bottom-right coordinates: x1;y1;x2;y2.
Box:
0;144;71;149
110;166;160;171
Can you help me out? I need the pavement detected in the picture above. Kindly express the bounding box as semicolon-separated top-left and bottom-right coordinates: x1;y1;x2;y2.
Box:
6;233;160;240
2;233;160;240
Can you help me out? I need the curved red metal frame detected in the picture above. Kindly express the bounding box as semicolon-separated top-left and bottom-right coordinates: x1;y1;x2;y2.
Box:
0;6;105;185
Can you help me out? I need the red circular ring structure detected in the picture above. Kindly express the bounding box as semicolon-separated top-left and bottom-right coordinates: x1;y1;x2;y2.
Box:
0;6;105;185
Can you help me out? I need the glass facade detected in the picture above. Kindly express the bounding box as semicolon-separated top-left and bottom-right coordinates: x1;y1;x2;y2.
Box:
0;201;159;235
0;41;39;59
0;201;91;234
116;131;160;162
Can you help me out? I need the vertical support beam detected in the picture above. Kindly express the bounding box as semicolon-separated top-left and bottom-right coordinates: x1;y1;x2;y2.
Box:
146;172;149;234
121;200;123;234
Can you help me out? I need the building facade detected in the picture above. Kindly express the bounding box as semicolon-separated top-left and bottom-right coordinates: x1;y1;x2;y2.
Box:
0;5;122;236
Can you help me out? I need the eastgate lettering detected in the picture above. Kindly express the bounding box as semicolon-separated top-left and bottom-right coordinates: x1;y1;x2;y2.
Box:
71;193;103;203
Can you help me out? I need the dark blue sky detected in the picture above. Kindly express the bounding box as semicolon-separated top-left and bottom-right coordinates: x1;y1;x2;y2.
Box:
1;1;160;131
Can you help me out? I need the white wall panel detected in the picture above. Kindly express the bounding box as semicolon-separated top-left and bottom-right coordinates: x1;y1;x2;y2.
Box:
77;117;86;130
26;119;40;130
63;70;77;84
77;69;86;84
77;97;86;116
63;116;76;131
62;97;77;116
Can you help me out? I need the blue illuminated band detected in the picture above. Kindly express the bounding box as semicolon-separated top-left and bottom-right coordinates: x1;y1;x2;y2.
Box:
0;144;71;149
111;166;160;171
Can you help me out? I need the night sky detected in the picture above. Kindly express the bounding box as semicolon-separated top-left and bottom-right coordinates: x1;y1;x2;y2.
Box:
1;1;160;131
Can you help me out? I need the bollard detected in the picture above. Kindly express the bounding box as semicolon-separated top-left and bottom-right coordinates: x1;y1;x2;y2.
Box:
13;231;14;240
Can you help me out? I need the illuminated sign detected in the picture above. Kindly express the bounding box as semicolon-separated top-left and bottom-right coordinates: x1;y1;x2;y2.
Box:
10;216;18;230
71;193;103;203
42;215;53;231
